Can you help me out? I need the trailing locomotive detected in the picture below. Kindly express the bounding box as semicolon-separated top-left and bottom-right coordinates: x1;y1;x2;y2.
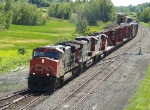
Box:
28;14;138;91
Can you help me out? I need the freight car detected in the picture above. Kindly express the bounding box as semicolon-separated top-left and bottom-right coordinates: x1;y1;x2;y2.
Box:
28;14;139;91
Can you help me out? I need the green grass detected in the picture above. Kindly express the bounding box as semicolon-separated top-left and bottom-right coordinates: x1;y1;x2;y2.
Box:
0;18;108;73
125;66;150;110
0;19;76;50
140;22;150;28
0;49;32;73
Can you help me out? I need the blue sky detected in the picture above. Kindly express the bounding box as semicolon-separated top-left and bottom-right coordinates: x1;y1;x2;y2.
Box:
111;0;150;6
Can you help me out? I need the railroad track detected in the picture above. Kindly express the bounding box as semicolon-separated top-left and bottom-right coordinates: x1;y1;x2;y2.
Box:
19;92;49;110
0;89;32;110
0;25;147;110
51;24;148;110
0;89;49;110
0;89;29;102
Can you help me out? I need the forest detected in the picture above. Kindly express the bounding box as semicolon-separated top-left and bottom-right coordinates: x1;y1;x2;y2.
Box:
0;0;117;33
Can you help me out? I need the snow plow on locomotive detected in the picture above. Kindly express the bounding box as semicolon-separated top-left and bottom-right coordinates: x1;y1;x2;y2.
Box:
28;14;139;91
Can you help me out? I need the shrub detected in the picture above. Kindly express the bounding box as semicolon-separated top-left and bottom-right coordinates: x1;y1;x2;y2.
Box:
81;28;97;35
17;47;27;55
55;38;71;44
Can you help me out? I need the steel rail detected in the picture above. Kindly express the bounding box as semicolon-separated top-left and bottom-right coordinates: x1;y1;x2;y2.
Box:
0;91;35;110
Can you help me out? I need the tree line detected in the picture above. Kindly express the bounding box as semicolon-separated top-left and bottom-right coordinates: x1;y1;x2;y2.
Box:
48;0;117;33
117;2;150;13
0;0;46;30
0;0;117;33
137;8;150;23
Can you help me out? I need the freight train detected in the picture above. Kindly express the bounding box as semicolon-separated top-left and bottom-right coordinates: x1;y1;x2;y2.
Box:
28;13;138;91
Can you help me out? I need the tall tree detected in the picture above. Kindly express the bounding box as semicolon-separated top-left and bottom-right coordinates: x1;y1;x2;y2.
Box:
5;11;12;29
0;11;6;30
74;4;89;33
117;2;150;13
137;8;150;23
12;1;46;25
4;0;12;12
0;0;13;29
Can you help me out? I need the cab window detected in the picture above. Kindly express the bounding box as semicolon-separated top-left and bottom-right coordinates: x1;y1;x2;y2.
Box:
45;52;59;60
34;51;44;58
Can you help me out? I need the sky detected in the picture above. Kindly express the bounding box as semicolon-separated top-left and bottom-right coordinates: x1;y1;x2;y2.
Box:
111;0;150;6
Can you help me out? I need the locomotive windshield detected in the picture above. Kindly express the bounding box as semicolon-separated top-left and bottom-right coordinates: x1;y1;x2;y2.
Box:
45;52;58;59
33;51;59;60
34;51;44;58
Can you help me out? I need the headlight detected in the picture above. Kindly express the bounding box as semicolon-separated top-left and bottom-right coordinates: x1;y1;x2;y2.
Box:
33;73;35;75
47;74;49;76
42;59;44;63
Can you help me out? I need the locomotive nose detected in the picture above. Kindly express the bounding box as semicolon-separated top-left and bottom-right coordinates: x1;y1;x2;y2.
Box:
30;58;57;76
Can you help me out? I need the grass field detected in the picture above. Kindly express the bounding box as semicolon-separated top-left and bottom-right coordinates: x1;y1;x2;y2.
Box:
0;18;107;73
0;19;76;50
125;66;150;110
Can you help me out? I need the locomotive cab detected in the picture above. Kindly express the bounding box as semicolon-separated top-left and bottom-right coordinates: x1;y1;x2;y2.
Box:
33;49;59;60
28;45;65;91
30;47;61;76
75;36;98;57
71;40;88;62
